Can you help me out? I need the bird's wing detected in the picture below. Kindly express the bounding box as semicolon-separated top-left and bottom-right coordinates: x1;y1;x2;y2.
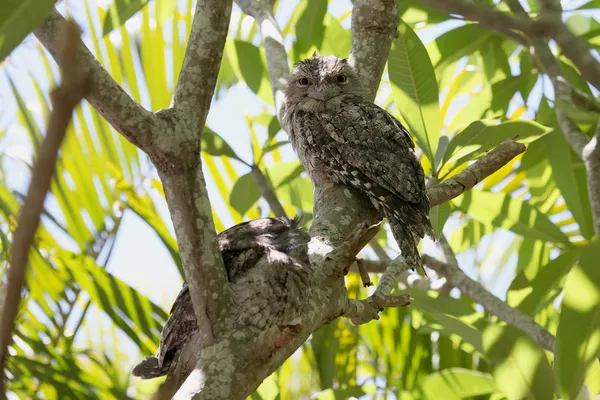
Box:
157;282;197;365
320;101;428;211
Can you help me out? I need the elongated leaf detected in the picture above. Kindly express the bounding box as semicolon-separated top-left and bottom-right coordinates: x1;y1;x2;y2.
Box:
442;120;551;169
389;20;440;170
507;249;581;315
0;0;58;62
539;99;594;238
202;127;243;162
320;14;351;58
429;201;451;238
294;0;327;58
483;324;555;400
58;252;168;354
404;289;485;353
233;40;265;97
103;0;177;35
230;172;261;215
555;239;600;400
452;189;570;244
421;368;496;399
428;24;494;72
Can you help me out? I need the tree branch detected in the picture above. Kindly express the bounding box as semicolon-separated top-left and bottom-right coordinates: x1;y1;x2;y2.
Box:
427;139;526;207
583;125;600;235
349;0;400;101
158;0;234;350
422;253;556;352
34;10;159;154
235;0;289;121
0;20;89;392
250;166;287;217
423;0;591;158
420;0;528;44
538;0;600;92
342;294;411;325
171;1;233;126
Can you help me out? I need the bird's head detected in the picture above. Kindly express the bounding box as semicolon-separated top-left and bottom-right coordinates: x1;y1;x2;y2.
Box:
284;53;367;112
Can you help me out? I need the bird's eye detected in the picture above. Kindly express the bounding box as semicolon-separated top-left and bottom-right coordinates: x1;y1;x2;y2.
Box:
336;75;348;84
297;78;310;86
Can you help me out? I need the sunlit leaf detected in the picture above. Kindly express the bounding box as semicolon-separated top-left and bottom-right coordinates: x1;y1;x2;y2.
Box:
483;324;555;400
452;189;570;245
421;368;497;399
442;120;551;170
103;0;177;35
389;20;440;170
508;249;581;315
202;126;244;162
555;239;600;400
0;0;58;62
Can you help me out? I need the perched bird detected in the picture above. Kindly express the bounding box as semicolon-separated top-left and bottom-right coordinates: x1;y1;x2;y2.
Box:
283;54;433;270
132;217;312;379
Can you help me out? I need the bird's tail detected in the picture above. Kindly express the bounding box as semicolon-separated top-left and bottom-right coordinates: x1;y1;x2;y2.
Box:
132;356;170;379
388;215;425;273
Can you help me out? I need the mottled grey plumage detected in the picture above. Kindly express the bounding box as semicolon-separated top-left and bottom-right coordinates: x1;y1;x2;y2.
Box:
132;217;312;379
283;54;433;268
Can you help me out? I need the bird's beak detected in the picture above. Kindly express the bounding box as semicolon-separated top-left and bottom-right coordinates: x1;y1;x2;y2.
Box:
308;91;327;101
308;85;340;102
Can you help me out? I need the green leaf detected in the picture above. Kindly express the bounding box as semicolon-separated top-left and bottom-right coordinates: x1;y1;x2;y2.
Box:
389;20;440;170
479;38;511;84
429;201;451;238
483;324;555;400
537;98;594;238
233;40;265;96
421;368;497;399
508;249;581;315
555;239;600;400
449;219;494;253
405;289;485;353
442;120;551;169
452;189;571;245
226;40;273;105
230;172;261;215
320;14;351;58
428;24;494;72
490;74;538;115
103;0;177;35
57;252;168;355
202;127;243;162
0;0;58;62
261;141;290;158
294;0;327;58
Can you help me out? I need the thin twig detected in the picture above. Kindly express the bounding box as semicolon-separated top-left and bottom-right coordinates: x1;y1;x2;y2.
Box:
235;0;289;121
0;20;89;391
428;140;526;207
250;166;287;218
343;294;412;325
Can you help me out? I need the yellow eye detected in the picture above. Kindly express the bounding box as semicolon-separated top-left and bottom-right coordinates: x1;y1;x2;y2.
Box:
336;75;348;84
298;78;310;86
